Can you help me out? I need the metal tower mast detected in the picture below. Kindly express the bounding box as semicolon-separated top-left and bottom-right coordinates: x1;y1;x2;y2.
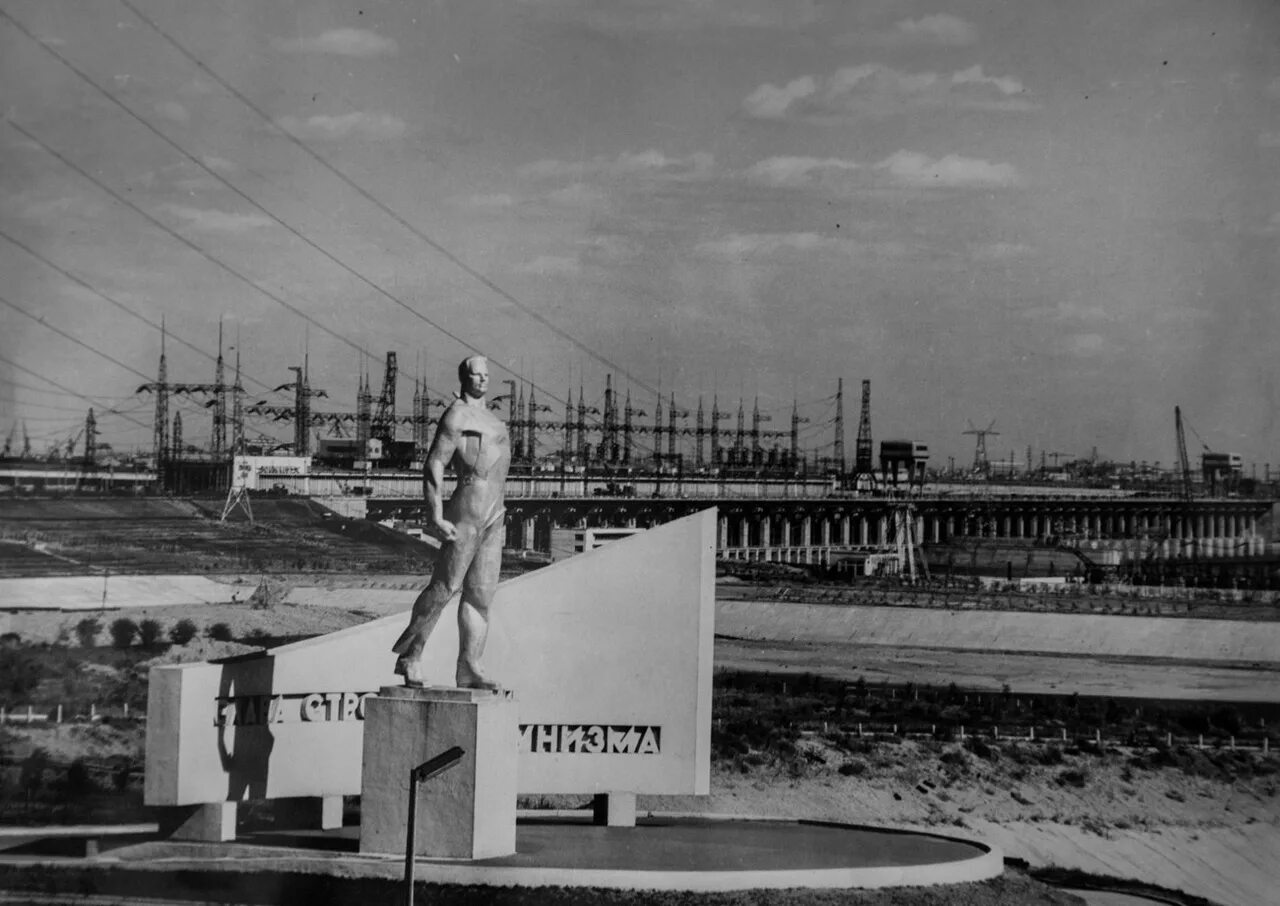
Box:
834;378;845;473
83;408;97;468
576;384;588;463
652;392;664;467
735;399;745;462
231;348;245;454
357;366;372;451
172;411;183;460
603;375;618;463
696;397;705;468
152;321;169;475
514;384;526;460
526;383;538;464
667;392;680;460
963;420;1000;473
853;379;874;487
710;396;722;466
371;352;398;450
750;396;772;467
211;322;227;455
564;387;574;466
623;389;634;464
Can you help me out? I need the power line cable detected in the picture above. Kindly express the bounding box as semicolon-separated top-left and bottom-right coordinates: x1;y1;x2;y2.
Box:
1;380;138;400
3;118;408;399
0;293;158;384
0;352;151;431
0;10;669;460
115;0;681;410
0;227;278;393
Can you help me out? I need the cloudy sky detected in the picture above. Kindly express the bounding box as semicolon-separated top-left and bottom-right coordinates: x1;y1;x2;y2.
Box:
2;0;1278;469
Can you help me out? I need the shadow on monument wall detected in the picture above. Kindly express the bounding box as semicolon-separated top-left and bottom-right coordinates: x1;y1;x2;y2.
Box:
214;651;276;802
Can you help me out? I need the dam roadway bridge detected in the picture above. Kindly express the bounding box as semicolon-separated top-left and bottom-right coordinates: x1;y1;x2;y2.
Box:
365;487;1272;575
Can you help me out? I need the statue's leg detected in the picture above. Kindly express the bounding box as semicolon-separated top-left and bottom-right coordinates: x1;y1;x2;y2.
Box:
391;530;473;685
455;516;504;690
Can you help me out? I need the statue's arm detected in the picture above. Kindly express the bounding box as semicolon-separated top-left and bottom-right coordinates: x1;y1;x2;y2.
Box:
424;408;462;539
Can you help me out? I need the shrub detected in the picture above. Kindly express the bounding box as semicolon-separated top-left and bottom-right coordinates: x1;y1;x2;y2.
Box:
838;759;867;776
109;618;139;649
168;619;199;646
74;617;102;648
1057;767;1089;788
206;623;234;643
0;647;44;706
65;758;96;798
138;619;163;648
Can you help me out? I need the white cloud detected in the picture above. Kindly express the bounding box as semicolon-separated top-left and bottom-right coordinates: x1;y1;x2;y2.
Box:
277;111;406;141
742;63;1033;120
952;65;1023;96
155;101;190;125
875;151;1021;188
516;255;580;276
744;156;859;186
161;203;273;232
888;14;977;46
581;0;822;32
273;28;398;57
519;149;713;180
1259;131;1280;148
742;76;817;119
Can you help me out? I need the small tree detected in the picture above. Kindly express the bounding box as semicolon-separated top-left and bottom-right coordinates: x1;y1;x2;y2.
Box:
168;618;198;646
206;622;233;642
65;758;96;798
74;617;102;648
19;749;50;808
109;618;139;649
138;619;163;648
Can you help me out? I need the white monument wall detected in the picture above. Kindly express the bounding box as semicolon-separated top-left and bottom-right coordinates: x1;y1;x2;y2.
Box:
145;508;716;806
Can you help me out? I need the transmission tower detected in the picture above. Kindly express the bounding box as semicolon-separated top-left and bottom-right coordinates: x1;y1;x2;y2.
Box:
852;379;874;488
82;408;97;469
834;378;845;473
211;322;227;455
963;420;1000;473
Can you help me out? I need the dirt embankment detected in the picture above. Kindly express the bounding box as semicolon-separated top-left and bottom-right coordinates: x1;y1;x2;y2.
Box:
638;737;1277;906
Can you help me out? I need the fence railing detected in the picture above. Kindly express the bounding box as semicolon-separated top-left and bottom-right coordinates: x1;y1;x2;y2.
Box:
0;703;142;724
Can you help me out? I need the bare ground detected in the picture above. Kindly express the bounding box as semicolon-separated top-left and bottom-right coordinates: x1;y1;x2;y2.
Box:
5;579;1278;905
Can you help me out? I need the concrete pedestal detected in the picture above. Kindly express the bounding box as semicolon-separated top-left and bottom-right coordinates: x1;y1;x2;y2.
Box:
359;686;517;860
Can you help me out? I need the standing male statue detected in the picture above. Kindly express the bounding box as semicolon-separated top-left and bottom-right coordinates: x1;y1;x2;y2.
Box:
392;355;510;690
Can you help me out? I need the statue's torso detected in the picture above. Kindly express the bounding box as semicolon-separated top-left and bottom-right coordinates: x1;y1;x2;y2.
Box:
444;400;509;523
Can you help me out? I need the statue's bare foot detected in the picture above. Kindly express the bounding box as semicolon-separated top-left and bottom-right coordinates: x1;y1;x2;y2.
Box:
456;662;501;692
395;656;427;688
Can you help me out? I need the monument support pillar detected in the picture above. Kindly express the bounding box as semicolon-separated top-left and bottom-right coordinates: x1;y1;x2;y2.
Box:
360;687;517;861
159;802;236;843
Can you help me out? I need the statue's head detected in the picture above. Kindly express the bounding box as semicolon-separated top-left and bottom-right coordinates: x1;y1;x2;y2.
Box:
458;355;489;401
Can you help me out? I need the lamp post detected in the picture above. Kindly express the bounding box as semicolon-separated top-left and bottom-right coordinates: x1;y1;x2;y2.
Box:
404;746;466;906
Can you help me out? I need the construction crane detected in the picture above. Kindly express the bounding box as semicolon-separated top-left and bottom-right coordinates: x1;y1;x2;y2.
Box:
963;420;999;474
